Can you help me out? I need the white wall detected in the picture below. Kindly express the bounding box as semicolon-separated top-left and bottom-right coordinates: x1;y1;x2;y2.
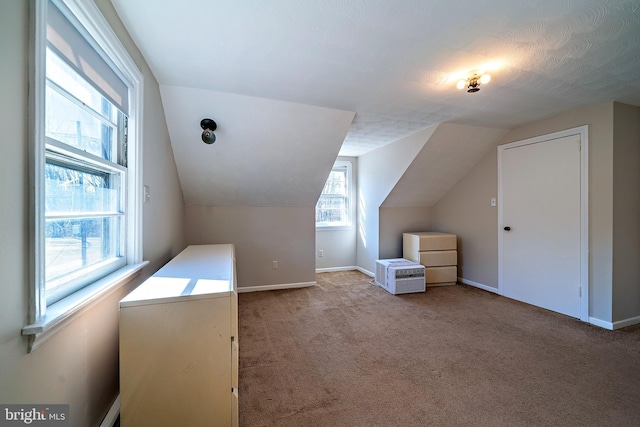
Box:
612;103;640;323
0;2;185;426
379;207;432;259
356;125;436;273
433;102;619;324
184;205;316;287
316;229;357;270
431;149;501;287
357;122;507;274
381;123;507;208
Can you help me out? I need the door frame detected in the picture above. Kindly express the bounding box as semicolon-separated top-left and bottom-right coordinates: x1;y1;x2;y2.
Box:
498;125;589;321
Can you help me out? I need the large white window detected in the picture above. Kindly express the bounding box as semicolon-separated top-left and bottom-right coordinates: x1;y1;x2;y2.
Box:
24;0;145;351
45;44;128;305
316;161;353;229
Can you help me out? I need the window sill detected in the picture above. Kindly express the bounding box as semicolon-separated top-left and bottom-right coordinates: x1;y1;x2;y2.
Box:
22;261;149;352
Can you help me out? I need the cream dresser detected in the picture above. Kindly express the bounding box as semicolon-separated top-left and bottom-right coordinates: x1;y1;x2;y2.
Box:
403;232;457;286
119;244;238;427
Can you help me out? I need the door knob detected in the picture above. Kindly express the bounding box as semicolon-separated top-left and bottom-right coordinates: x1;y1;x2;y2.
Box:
504;226;511;231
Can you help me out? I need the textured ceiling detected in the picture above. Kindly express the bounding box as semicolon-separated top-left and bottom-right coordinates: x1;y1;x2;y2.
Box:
112;0;640;156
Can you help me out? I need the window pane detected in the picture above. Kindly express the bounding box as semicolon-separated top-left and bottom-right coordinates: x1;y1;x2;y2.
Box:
322;170;346;195
45;216;122;283
316;163;351;227
46;47;116;122
316;209;347;224
316;195;348;224
45;85;116;161
45;162;121;215
317;196;346;211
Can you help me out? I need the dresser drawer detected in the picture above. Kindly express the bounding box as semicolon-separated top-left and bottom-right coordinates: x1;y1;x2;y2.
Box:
425;266;457;285
403;232;456;254
419;250;457;267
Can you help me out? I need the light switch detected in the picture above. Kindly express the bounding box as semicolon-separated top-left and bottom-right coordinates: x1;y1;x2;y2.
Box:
144;185;151;204
490;197;497;207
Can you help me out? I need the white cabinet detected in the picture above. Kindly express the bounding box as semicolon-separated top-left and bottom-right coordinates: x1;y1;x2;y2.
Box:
403;232;458;286
119;244;238;427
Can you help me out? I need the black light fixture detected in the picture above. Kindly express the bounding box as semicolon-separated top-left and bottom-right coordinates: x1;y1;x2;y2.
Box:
200;118;217;144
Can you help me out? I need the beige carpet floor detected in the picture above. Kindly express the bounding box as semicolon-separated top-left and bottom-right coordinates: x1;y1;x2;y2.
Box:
238;270;640;426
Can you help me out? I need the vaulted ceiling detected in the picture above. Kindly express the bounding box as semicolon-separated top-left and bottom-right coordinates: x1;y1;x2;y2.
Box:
382;123;508;207
160;85;355;206
113;0;640;157
111;0;640;208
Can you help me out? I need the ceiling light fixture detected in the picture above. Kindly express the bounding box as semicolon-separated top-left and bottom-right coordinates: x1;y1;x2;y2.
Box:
457;72;491;93
200;118;217;144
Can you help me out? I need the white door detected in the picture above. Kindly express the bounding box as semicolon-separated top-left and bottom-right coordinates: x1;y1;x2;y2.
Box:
499;134;582;318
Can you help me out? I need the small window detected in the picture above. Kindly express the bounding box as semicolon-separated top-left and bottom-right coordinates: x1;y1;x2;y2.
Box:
316;161;353;229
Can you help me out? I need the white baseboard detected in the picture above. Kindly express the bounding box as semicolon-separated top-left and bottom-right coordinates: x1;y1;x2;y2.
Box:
458;277;500;294
590;314;640;330
588;317;613;330
316;266;357;273
316;266;378;275
613;315;640;329
356;266;374;277
99;395;119;427
238;281;316;293
457;279;640;331
588;315;640;330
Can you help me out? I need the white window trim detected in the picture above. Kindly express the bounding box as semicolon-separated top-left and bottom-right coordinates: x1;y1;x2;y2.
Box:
316;160;354;231
23;0;146;352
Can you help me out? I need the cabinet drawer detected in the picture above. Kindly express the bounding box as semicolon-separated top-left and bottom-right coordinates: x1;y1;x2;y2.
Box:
403;233;457;261
419;250;457;267
425;266;457;284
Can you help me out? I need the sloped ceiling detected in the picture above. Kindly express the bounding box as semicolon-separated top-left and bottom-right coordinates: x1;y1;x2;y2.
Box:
382;124;508;207
113;0;640;156
110;0;640;211
160;85;355;206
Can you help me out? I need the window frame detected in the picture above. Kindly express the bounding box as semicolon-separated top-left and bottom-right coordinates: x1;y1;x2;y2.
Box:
23;0;146;352
316;160;354;231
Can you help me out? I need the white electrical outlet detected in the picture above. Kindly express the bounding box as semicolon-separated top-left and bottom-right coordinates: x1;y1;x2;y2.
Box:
318;250;324;257
272;260;278;270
